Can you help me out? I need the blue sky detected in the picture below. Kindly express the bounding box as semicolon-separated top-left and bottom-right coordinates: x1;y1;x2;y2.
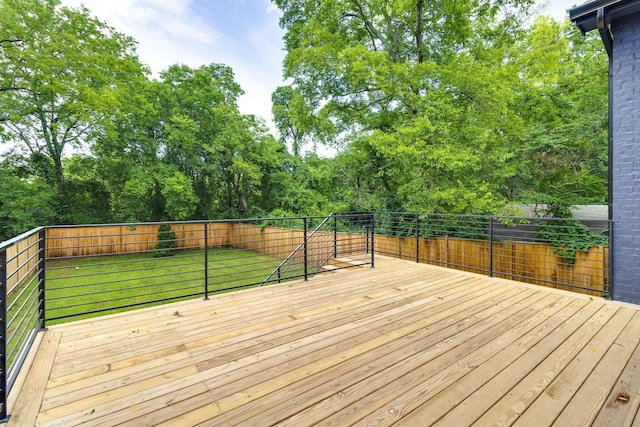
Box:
60;0;580;138
61;0;286;134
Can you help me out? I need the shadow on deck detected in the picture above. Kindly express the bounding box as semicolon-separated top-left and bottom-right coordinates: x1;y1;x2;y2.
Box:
4;256;640;426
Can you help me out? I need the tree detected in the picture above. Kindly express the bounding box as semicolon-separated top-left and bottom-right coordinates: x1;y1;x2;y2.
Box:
273;0;536;214
0;0;147;189
271;85;310;156
0;158;56;240
508;17;608;214
96;63;286;220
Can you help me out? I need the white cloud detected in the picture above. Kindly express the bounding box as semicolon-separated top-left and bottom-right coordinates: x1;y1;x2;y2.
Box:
60;0;285;133
65;0;217;45
536;0;579;21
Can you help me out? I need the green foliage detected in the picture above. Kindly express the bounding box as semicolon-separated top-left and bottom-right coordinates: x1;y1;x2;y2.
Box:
0;0;610;239
0;163;56;241
272;1;607;216
153;224;177;257
160;171;198;221
375;213;490;241
535;220;608;264
0;0;148;188
272;85;308;156
272;0;540;215
509;18;608;208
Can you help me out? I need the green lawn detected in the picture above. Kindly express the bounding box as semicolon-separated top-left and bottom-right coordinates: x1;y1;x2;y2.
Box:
44;248;304;325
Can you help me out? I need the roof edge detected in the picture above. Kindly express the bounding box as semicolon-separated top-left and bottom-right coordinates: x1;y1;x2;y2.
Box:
570;0;623;22
570;0;640;34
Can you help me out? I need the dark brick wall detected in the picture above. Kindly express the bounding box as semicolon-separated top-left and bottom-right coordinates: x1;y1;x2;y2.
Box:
612;13;640;303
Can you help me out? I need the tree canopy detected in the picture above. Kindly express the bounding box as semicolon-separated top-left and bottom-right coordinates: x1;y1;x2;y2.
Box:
0;0;608;241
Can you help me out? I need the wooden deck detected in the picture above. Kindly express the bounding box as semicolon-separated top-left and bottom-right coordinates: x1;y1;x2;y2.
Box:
4;256;640;426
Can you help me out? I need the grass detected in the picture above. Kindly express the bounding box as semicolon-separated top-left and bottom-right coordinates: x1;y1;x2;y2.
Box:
44;247;304;325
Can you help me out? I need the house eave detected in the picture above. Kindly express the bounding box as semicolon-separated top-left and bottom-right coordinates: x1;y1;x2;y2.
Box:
570;0;640;34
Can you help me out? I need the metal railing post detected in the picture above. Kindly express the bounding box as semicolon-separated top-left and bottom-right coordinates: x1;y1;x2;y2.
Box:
38;229;46;329
0;249;7;422
303;218;308;281
365;222;369;254
415;214;420;263
489;217;494;277
608;221;613;299
204;222;209;300
333;214;338;259
370;214;375;268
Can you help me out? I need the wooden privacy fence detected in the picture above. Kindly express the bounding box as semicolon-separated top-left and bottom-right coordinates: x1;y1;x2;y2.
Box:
45;223;308;261
44;223;369;268
23;223;607;296
45;223;223;257
5;232;40;294
375;234;608;296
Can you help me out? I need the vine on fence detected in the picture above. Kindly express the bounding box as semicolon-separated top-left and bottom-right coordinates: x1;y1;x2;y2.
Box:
535;220;608;264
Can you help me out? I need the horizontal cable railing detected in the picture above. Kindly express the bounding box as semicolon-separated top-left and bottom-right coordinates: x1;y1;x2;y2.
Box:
0;227;45;421
374;212;610;297
261;213;374;285
41;215;372;323
0;210;611;421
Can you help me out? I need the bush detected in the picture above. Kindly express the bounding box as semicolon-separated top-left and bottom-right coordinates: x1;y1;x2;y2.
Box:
153;224;177;257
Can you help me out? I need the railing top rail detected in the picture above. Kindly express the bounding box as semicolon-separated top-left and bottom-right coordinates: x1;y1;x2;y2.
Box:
0;212;610;249
0;227;45;252
43;214;365;230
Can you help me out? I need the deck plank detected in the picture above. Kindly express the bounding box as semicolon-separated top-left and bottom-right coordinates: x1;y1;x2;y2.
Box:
592;318;640;427
4;330;60;427
192;287;531;427
401;298;607;427
275;291;558;427
513;307;636;426
356;295;585;426
3;256;639;427
552;310;640;427
470;303;620;427
43;272;465;406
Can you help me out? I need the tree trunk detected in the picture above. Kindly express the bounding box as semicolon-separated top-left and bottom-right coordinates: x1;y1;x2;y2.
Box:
415;0;424;64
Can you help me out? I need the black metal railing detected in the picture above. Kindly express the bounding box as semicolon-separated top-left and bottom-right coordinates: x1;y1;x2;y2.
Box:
0;213;376;420
374;212;611;297
0;210;612;421
261;213;373;285
0;227;46;420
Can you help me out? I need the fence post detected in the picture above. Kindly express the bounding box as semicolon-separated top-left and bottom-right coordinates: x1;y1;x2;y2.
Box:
415;214;420;263
38;229;46;329
303;218;308;281
0;249;7;422
333;214;337;259
489;217;494;277
204;222;209;300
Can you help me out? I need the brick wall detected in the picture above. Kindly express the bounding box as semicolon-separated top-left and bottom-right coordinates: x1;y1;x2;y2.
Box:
612;13;640;303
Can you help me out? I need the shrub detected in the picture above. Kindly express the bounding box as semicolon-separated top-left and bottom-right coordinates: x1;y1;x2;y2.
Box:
153;224;177;257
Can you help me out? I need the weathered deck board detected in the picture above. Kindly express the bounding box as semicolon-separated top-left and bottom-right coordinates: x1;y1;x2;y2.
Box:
3;256;640;427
